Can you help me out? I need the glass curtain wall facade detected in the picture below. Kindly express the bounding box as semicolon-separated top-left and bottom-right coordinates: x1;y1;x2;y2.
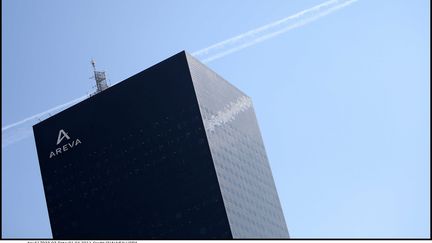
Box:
186;54;289;238
33;51;288;239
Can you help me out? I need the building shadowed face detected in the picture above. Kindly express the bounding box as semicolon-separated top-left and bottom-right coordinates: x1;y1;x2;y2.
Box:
33;51;288;239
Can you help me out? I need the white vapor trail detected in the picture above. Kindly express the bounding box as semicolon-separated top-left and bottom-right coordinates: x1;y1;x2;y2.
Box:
2;95;88;148
192;0;358;63
2;0;358;147
2;95;87;132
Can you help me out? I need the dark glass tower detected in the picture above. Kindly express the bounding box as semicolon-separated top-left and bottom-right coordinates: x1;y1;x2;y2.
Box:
33;51;289;239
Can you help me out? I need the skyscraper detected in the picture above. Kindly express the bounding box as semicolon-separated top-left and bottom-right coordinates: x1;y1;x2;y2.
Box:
33;51;289;239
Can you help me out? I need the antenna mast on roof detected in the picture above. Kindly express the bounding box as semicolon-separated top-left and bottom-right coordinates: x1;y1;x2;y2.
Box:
91;59;109;94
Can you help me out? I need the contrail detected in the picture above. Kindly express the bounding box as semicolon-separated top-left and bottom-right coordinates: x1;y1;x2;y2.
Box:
2;126;33;148
2;0;359;146
2;95;88;148
2;95;87;132
192;0;358;63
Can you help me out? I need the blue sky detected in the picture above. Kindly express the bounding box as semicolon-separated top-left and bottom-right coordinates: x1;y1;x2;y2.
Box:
2;0;430;238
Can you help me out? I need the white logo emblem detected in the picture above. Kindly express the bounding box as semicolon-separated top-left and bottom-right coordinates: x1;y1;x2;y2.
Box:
57;129;70;145
50;129;82;159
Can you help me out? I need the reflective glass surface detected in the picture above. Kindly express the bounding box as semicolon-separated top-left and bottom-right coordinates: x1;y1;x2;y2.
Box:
33;52;232;239
187;53;289;238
